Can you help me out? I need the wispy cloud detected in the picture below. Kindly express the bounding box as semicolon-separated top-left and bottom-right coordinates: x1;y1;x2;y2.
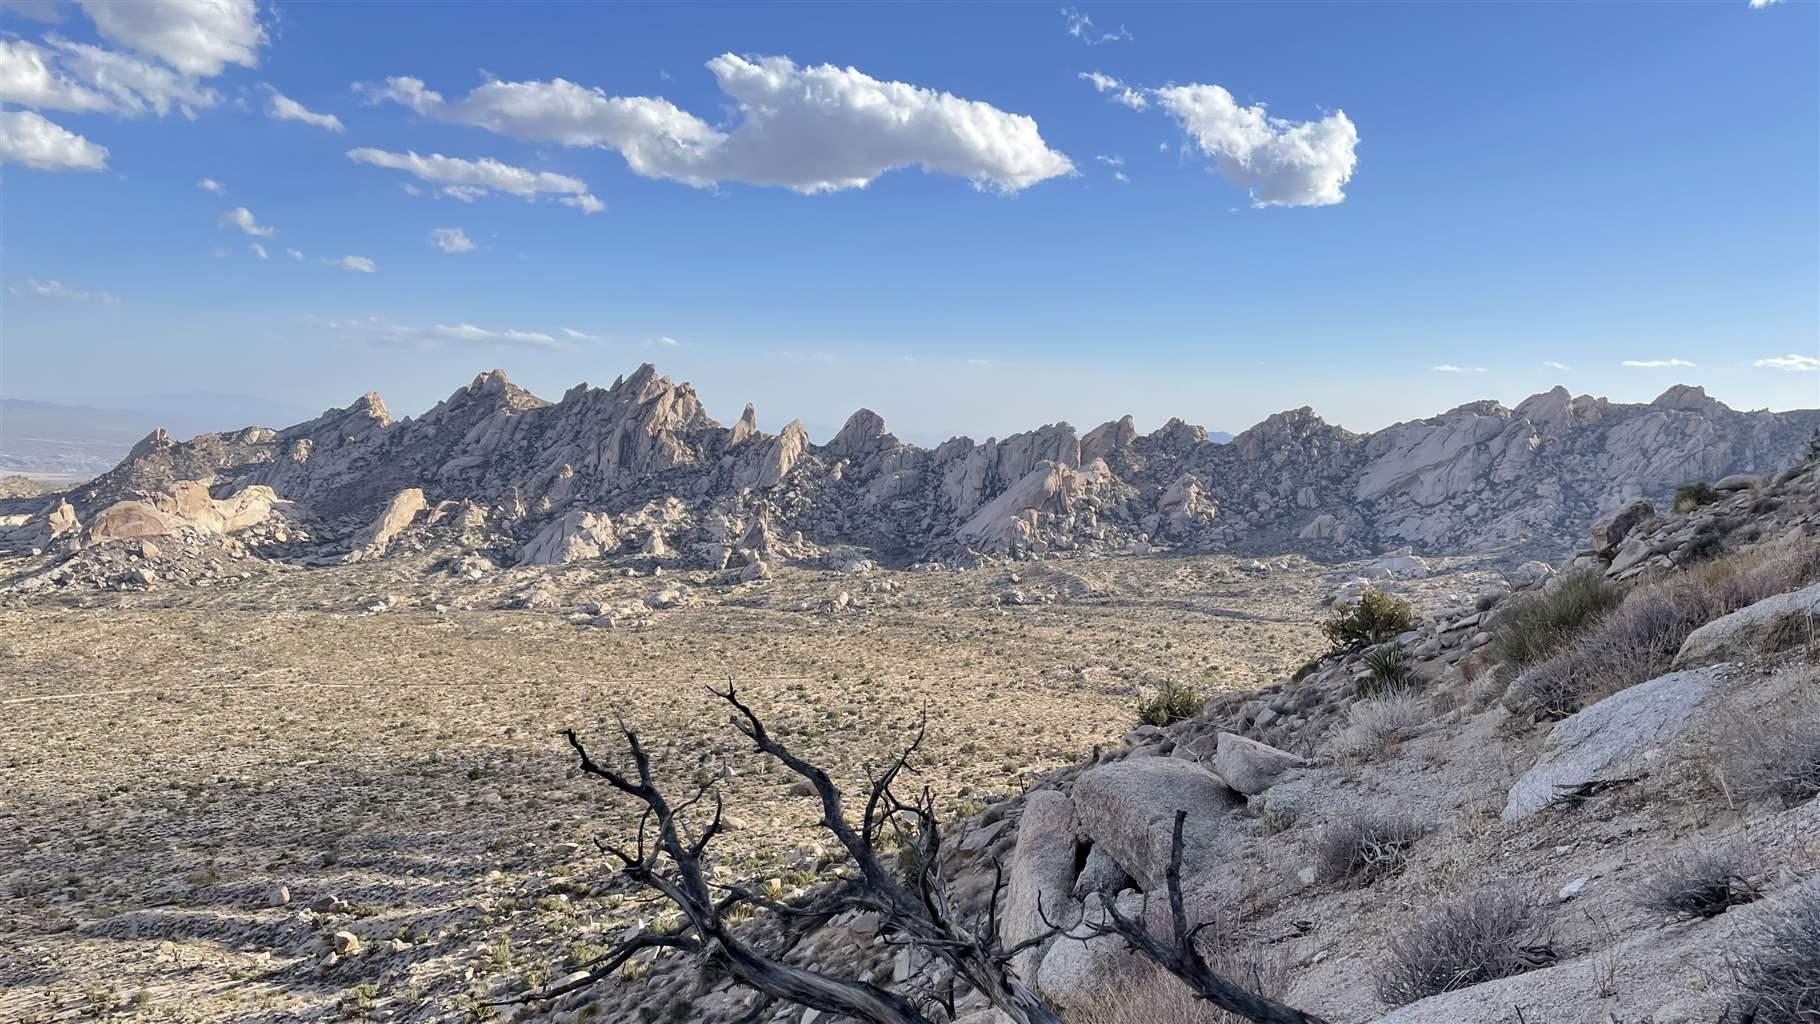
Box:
18;277;117;303
326;315;567;350
1542;360;1571;371
1079;71;1147;111
1621;358;1696;368
1062;7;1132;45
429;226;476;253
561;327;606;342
286;247;303;260
1753;353;1819;372
197;177;224;193
266;90;343;131
655;335;682;348
250;242;268;259
222;206;274;236
333;255;376;273
347;147;603;212
434;323;555;347
1431;364;1487;373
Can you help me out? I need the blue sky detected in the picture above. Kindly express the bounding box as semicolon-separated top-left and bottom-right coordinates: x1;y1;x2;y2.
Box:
2;0;1816;442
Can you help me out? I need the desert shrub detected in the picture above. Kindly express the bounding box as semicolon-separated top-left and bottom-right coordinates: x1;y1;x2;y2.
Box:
1137;682;1205;728
1506;546;1820;719
1675;481;1719;512
1723;886;1820;1024
1728;690;1820;807
1315;809;1424;886
1490;570;1623;668
1074;942;1291;1024
1358;646;1415;697
1328;690;1428;759
1376;886;1555;1008
1322;590;1417;651
1504;580;1713;718
1630;843;1762;919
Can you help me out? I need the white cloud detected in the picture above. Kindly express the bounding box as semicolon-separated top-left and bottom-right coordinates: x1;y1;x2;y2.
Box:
1621;358;1696;368
347;147;603;212
222;206;273;236
1542;360;1571;371
334;255;377;273
362;54;1073;194
250;242;267;259
41;37;220;117
1113;171;1129;184
328;315;562;350
561;327;605;342
1079;71;1147;111
0;109;107;170
1752;353;1819;372
1154;83;1358;207
197;176;223;192
429;227;476;253
77;0;265;78
266;90;343;131
655;335;681;347
1431;364;1487;373
1062;7;1131;45
1749;0;1780;8
1095;154;1123;166
0;38;112;112
23;277;117;303
434;322;555;347
559;193;605;214
286;247;303;260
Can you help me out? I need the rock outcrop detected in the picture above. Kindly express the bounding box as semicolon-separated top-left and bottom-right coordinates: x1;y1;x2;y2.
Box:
25;366;1816;567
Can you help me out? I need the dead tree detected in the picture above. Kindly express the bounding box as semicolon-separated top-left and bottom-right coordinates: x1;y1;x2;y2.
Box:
1070;811;1330;1024
538;682;1326;1024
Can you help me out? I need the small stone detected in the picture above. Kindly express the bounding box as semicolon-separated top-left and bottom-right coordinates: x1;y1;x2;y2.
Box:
333;930;361;955
267;883;291;908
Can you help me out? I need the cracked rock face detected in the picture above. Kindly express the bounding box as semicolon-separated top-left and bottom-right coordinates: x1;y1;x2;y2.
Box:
24;366;1816;568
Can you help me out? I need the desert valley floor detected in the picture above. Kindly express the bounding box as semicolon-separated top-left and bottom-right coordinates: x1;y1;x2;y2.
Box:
0;549;1501;1023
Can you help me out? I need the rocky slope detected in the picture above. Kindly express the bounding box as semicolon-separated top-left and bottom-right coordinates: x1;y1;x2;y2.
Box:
4;366;1814;571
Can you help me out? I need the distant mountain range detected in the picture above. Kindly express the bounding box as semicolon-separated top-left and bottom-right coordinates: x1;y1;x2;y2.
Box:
16;366;1818;564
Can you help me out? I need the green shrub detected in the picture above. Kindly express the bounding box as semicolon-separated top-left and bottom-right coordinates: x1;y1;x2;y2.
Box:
1674;481;1719;512
1321;590;1417;651
1136;682;1204;727
1490;570;1623;668
1504;546;1820;719
1359;646;1415;696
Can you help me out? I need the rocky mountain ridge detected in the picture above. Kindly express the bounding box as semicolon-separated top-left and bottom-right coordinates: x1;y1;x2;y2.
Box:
4;365;1815;569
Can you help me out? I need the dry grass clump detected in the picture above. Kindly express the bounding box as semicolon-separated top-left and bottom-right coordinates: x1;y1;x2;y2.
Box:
1072;944;1291;1024
1630;842;1763;919
1314;809;1424;886
1723;886;1820;1024
1505;546;1820;720
1322;589;1417;651
1726;688;1820;808
1328;690;1428;759
1136;681;1205;727
1490;570;1622;668
1376;886;1556;1008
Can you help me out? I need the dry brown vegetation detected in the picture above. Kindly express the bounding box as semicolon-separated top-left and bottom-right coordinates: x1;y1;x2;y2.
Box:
2;549;1496;1023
